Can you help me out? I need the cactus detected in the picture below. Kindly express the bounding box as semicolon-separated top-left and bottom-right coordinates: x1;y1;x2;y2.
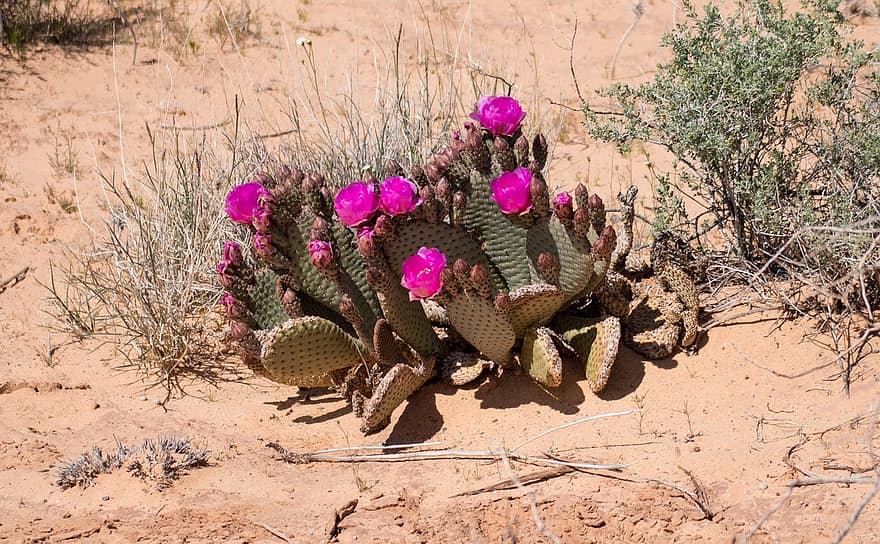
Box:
218;95;653;433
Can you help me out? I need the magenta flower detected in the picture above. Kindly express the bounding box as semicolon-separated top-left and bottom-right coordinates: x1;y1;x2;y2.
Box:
552;192;572;208
490;167;534;215
308;239;334;268
334;181;380;227
253;233;274;258
379;176;422;216
400;247;446;301
469;96;527;136
226;182;271;224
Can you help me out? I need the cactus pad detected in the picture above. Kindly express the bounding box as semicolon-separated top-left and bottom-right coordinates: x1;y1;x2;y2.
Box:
445;294;515;364
260;316;368;386
360;357;435;434
555;314;621;393
505;283;566;337
519;327;563;388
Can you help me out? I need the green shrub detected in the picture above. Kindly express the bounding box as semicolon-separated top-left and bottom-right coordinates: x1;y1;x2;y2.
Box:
585;0;879;315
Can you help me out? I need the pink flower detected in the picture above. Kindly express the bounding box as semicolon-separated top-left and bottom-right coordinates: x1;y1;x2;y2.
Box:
400;247;446;301
222;241;242;266
469;96;527;136
334;181;380;227
254;233;274;258
552;192;572;208
379;176;422;216
308;239;333;268
490;167;534;215
226;182;270;224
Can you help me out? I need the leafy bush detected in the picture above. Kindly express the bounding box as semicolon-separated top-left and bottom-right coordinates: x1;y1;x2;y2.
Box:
585;0;879;317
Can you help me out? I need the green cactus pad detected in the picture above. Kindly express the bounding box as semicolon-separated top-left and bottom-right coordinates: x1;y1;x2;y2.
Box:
463;170;533;289
260;316;368;386
248;269;291;330
373;319;406;367
366;260;440;357
506;283;567;337
331;220;382;324
519;327;563;388
276;215;342;311
445;293;515;364
530;216;597;304
554;314;621;393
360;358;434;434
384;219;503;291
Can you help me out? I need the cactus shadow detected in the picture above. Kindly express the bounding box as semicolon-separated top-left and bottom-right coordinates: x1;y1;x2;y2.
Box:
384;388;444;443
472;366;584;414
596;345;681;400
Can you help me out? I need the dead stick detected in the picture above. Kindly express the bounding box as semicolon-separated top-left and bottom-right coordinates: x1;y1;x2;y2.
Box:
0;266;29;294
254;522;294;544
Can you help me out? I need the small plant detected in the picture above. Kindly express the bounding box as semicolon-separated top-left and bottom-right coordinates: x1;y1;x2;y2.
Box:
55;436;209;490
0;0;126;56
585;0;879;383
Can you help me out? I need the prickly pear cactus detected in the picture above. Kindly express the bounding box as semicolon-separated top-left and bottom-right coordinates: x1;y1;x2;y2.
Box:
217;94;654;434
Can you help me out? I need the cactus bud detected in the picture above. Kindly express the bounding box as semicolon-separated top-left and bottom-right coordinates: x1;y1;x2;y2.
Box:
425;161;442;183
308;239;334;268
440;268;459;296
575;183;589;210
494;292;512;314
373;214;393;238
253;233;274;259
573;207;591;239
453;258;470;278
514;135;530;166
220;293;245;319
385;159;404;177
311;216;330;237
537;252;559;285
532;133;548;170
279;287;303;318
338;295;361;327
302;172;323;192
452;190;466;226
356;227;376;258
410;165;427;186
493;136;516;172
588;193;606;232
434;152;451;171
435;177;450;200
228;321;252;341
592;225;617;259
552;192;574;226
469;264;492;298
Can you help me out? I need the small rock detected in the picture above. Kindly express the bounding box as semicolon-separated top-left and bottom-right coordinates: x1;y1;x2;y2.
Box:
102;496;110;501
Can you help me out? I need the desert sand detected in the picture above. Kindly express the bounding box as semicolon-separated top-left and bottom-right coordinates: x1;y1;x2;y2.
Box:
1;1;878;542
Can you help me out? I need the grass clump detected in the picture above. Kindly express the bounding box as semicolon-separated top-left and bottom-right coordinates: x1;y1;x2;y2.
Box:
585;0;879;385
0;0;129;56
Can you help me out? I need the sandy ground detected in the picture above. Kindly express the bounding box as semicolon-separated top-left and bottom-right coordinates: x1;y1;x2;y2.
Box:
1;1;879;542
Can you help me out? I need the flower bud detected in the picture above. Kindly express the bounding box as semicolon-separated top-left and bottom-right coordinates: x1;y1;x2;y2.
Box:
220;293;245;319
254;233;274;259
228;321;252;341
356;227;376;258
592;225;617;259
308;239;334;268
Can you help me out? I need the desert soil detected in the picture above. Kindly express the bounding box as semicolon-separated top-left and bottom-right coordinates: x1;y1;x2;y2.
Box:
1;1;878;543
